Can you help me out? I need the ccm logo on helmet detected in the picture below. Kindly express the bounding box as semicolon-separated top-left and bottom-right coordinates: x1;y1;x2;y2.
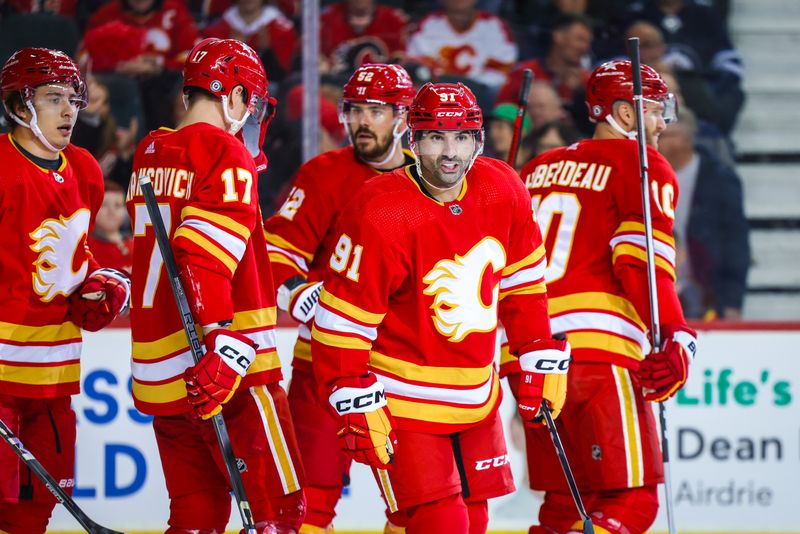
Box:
335;389;386;413
436;111;464;118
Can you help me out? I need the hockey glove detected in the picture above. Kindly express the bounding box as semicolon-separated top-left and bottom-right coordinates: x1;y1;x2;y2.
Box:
277;276;323;324
517;338;571;426
68;268;130;331
184;329;257;419
637;324;697;402
329;374;397;468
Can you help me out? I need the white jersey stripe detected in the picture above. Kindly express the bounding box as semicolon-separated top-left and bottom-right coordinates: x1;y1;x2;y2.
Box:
180;218;247;261
0;341;81;364
250;385;300;494
374;370;494;406
609;234;676;266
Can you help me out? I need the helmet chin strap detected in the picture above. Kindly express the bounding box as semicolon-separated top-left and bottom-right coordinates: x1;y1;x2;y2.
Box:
222;94;250;134
9;100;61;154
355;118;406;168
605;115;637;140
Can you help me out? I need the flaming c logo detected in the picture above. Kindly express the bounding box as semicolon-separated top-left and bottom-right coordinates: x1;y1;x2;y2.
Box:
29;209;90;302
423;238;506;342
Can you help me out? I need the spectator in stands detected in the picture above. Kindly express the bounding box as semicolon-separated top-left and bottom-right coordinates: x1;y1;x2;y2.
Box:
529;118;581;156
72;76;140;184
496;13;592;128
83;0;199;132
88;180;134;276
202;0;297;83
485;102;532;170
526;80;568;128
408;0;518;91
626;0;745;135
320;0;409;74
658;109;750;319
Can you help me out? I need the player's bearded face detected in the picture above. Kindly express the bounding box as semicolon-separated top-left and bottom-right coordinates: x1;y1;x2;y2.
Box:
643;99;668;148
415;130;478;188
345;103;397;160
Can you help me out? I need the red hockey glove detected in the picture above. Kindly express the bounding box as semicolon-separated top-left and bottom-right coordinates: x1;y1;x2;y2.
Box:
638;324;697;402
277;277;322;324
329;374;397;468
184;329;257;420
68;268;130;332
517;338;571;426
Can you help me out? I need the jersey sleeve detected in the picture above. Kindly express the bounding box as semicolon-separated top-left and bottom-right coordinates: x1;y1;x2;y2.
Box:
264;159;336;287
497;165;552;358
172;140;257;325
612;147;685;327
310;196;406;392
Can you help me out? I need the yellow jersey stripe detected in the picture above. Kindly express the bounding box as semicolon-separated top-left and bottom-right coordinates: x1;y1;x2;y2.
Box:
293;338;312;362
548;292;645;330
614;221;675;247
252;386;301;493
0;321;81;343
502;244;546;276
569;331;644;360
0;363;80;385
233;307;277;330
174;226;238;275
312;327;372;350
181;205;250;241
387;375;500;424
264;232;314;261
499;282;547;299
319;289;385;325
132;376;187;404
268;253;305;275
369;351;492;386
612;244;677;281
614;366;642;486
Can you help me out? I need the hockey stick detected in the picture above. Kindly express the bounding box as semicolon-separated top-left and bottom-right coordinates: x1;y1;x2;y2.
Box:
0;417;123;534
138;174;257;534
540;404;594;534
627;36;678;534
507;68;533;167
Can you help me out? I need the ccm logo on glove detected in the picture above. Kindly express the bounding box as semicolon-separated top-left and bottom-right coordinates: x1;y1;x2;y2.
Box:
330;381;387;414
218;341;253;373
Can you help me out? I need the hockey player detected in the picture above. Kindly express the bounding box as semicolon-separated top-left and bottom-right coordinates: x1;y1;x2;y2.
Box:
509;60;698;534
310;82;571;533
264;63;416;533
126;38;305;533
0;48;130;532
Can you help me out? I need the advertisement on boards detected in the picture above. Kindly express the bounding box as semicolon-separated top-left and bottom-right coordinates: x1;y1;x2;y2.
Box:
47;327;799;532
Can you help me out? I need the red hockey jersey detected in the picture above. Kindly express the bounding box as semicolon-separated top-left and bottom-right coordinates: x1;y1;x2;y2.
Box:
501;139;679;375
264;146;414;371
320;2;409;71
0;135;103;398
126;124;280;416
85;0;199;71
311;157;552;434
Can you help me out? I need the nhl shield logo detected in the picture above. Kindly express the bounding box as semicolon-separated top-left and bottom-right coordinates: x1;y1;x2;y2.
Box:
52;172;64;183
449;204;463;216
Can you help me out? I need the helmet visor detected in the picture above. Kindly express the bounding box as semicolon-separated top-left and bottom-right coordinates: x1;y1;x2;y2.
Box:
248;93;273;124
644;93;678;124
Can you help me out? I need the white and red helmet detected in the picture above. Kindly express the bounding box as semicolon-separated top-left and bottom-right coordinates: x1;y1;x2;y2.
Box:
1;47;86;107
339;63;415;166
184;38;275;154
586;59;676;125
1;47;87;152
407;82;483;132
341;63;415;109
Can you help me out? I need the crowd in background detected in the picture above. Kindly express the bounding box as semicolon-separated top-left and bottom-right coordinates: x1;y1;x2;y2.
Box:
0;0;750;320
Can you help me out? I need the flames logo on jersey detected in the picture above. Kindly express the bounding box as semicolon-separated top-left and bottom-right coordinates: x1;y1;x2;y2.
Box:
423;237;506;342
29;209;91;302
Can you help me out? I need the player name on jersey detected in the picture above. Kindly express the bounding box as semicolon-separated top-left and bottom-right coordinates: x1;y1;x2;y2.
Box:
126;167;196;201
523;160;612;192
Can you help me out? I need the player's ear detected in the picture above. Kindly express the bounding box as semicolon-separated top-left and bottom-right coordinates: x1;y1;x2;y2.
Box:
614;100;635;130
